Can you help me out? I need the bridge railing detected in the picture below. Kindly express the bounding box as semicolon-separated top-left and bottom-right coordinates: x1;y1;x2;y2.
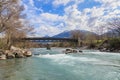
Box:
19;37;78;42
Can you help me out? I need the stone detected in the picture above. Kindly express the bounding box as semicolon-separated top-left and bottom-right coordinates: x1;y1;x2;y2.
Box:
0;46;32;59
10;46;21;51
0;50;4;55
79;50;83;53
0;54;6;60
5;50;15;59
65;49;78;54
14;50;25;58
72;49;77;53
24;50;32;57
65;49;73;54
46;44;51;50
66;49;72;51
6;53;15;59
0;50;6;60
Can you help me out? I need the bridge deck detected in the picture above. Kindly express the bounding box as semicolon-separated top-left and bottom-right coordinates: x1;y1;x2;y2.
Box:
21;37;78;42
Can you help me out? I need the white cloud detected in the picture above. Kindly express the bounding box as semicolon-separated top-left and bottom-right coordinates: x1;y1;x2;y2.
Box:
21;0;120;37
95;0;120;9
29;0;34;6
35;26;62;37
40;13;63;22
28;12;65;37
53;0;84;6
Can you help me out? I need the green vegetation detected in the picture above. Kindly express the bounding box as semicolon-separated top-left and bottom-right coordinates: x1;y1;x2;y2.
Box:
108;38;120;49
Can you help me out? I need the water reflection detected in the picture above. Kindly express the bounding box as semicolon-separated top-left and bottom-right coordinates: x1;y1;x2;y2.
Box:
0;58;27;80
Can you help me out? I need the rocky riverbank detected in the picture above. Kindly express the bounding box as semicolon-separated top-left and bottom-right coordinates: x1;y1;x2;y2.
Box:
0;46;32;60
98;39;120;53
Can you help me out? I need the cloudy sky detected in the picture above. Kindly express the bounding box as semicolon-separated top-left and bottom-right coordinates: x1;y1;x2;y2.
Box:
21;0;120;37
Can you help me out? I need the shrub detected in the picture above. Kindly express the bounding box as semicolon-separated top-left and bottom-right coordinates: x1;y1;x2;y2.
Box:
108;38;120;49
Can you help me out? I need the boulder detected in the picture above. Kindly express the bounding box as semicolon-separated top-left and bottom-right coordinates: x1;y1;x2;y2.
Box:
65;49;73;54
0;54;6;60
0;50;4;55
7;53;15;59
65;49;78;54
14;50;25;58
79;50;83;53
10;46;21;51
66;49;72;51
11;46;32;57
0;46;32;59
5;50;15;59
23;50;32;57
72;49;77;53
0;50;6;60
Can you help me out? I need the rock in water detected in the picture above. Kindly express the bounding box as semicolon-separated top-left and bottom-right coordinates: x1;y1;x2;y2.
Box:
72;49;77;53
6;53;15;59
46;44;51;50
0;46;32;60
0;54;6;60
24;50;32;57
65;49;73;54
13;50;25;58
10;46;21;51
0;50;6;60
5;50;15;59
11;46;32;57
79;50;83;53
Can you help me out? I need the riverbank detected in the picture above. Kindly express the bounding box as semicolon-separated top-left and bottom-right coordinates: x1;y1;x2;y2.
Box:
0;46;32;60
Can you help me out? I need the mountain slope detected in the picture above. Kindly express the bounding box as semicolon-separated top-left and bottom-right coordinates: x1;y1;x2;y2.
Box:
52;30;97;38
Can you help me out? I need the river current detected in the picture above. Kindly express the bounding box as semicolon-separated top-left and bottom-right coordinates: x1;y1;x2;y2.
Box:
0;48;120;80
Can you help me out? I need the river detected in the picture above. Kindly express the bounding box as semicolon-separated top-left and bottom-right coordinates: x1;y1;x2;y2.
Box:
0;48;120;80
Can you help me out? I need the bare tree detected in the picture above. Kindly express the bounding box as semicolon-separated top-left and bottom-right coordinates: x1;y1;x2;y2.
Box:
71;30;84;40
0;0;34;49
107;18;120;37
0;0;18;32
71;30;85;47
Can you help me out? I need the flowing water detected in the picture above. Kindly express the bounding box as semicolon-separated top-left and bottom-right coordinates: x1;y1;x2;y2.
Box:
0;48;120;80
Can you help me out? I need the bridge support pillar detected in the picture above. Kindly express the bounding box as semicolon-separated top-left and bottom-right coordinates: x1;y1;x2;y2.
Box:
46;44;51;50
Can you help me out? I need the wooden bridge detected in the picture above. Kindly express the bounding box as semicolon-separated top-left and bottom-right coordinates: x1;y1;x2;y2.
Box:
21;37;78;43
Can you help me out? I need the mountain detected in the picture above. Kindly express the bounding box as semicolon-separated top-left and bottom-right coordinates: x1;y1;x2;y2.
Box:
52;31;71;38
52;30;97;38
101;29;119;37
44;35;50;38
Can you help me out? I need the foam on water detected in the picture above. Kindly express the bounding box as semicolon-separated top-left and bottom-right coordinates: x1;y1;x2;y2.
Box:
36;53;120;67
36;54;101;66
38;54;99;62
83;50;120;55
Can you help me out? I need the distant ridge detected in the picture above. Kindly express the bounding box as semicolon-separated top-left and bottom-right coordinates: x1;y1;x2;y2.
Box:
52;31;71;38
44;35;50;38
52;30;97;38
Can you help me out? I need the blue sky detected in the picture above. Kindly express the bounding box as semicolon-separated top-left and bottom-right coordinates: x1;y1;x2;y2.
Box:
21;0;120;37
